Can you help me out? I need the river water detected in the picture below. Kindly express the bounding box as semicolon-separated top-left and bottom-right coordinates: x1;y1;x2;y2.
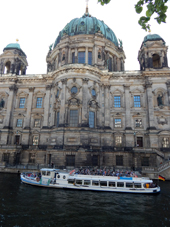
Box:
0;173;170;227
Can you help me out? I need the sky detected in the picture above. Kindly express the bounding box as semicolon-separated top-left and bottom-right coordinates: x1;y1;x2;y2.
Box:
0;0;169;74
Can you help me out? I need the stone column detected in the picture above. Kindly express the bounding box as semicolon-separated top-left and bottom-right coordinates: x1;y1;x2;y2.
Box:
145;81;156;129
96;84;101;127
43;85;51;128
68;48;71;64
114;56;117;71
104;85;110;128
85;47;88;64
75;48;78;63
124;85;132;130
24;87;34;129
166;81;170;105
82;78;89;127
117;58;121;71
4;85;18;129
59;79;67;127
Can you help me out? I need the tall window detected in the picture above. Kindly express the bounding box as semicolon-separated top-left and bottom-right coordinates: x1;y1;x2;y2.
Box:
115;119;121;128
56;90;59;98
78;52;85;64
134;95;141;107
33;136;39;145
114;96;121;107
36;97;42;108
29;153;35;163
70;110;78;127
115;136;122;146
88;52;92;65
72;52;75;63
34;119;41;127
19;98;25;108
135;119;142;127
137;137;143;147
162;138;169;148
89;111;95;128
91;89;96;96
108;57;112;71
116;155;123;166
56;112;60;127
16;119;23;127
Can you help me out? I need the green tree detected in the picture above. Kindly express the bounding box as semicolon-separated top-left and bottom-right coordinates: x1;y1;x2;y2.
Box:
98;0;169;31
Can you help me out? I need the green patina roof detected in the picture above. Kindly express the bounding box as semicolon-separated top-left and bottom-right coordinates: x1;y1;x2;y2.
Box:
53;13;118;48
143;34;164;43
3;43;26;56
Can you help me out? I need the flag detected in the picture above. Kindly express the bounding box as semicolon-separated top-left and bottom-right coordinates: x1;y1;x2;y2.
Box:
158;175;165;181
69;169;75;175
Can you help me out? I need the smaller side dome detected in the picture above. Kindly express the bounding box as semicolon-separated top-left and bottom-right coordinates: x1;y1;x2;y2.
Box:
3;43;26;56
143;34;164;43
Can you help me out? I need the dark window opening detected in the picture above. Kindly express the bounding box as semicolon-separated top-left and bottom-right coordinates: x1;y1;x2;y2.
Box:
92;155;99;166
72;52;75;63
137;137;143;147
141;157;149;166
15;135;20;145
78;52;85;64
153;54;161;68
3;153;10;163
88;52;92;65
66;155;75;166
116;155;123;166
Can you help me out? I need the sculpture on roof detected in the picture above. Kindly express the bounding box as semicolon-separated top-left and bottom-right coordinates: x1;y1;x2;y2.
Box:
118;39;123;48
49;44;53;51
0;98;5;108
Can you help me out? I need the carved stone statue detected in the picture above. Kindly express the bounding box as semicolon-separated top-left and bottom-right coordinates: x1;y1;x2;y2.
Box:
0;98;5;108
95;24;101;33
49;44;53;51
118;39;123;48
157;94;163;106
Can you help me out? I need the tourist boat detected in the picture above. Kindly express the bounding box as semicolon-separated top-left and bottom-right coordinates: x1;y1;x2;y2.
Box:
20;168;160;194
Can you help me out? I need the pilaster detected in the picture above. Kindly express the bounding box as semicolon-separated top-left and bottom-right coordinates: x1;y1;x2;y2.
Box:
59;79;67;127
82;78;89;127
43;85;52;128
24;87;34;129
124;85;132;130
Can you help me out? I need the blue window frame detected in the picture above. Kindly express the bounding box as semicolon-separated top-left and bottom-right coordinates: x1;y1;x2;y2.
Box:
88;52;92;65
36;97;42;108
71;86;78;94
17;119;22;127
56;90;59;98
91;89;96;96
89;111;95;128
19;98;25;108
72;52;75;63
56;112;60;127
78;52;85;64
70;110;78;127
134;95;141;107
115;118;121;128
114;96;121;108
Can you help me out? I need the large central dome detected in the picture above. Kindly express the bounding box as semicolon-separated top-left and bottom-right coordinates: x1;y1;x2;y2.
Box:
54;13;118;48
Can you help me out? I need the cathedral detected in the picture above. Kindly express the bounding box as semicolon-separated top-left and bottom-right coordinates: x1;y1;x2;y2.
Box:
0;5;170;174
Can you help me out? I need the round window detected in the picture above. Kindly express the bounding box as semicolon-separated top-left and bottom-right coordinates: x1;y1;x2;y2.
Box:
57;175;60;178
71;86;78;94
63;175;66;179
91;89;96;96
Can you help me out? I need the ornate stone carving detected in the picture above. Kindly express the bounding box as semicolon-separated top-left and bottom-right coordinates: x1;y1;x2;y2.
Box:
68;98;81;106
157;116;167;125
145;81;152;88
9;85;18;92
82;78;89;84
73;77;76;82
61;78;67;85
29;87;35;92
46;85;52;90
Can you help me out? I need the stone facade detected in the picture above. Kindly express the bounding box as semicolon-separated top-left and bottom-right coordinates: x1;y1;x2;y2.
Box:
0;13;170;171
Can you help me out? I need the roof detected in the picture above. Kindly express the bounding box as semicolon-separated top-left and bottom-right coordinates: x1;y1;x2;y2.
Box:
53;13;118;48
3;43;27;56
143;34;164;43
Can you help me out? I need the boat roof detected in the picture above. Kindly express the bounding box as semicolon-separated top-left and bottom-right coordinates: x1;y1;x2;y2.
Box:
41;168;60;172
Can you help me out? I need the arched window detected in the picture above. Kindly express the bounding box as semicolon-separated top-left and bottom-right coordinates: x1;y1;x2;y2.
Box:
152;54;161;68
88;52;92;65
91;89;96;96
5;61;11;74
89;111;95;128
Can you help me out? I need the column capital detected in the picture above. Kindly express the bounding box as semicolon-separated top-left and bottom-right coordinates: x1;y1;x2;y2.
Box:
46;85;52;90
82;78;89;84
29;87;35;92
104;85;111;89
9;84;18;92
61;78;67;85
166;80;170;87
145;81;152;88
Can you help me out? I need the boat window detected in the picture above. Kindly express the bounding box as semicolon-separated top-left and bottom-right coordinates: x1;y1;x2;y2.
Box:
57;175;60;178
109;182;115;187
84;180;91;185
100;181;107;187
76;180;82;185
134;183;141;188
42;171;46;176
117;182;124;187
68;179;74;184
126;183;133;188
47;171;51;176
63;175;66;179
92;181;99;186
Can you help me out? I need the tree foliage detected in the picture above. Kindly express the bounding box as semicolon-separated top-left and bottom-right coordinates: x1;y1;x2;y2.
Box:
98;0;169;31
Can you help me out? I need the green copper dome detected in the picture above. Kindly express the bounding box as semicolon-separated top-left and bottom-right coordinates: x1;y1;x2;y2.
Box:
54;13;118;48
143;34;164;43
3;43;26;56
